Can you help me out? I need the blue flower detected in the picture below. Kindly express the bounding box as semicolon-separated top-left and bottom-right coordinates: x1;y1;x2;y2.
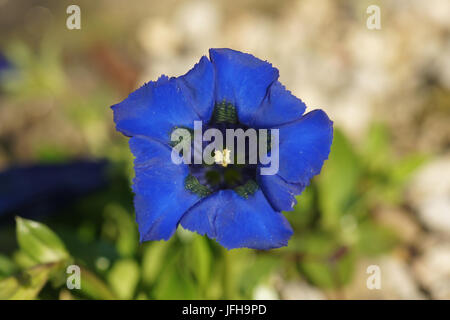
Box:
112;48;333;250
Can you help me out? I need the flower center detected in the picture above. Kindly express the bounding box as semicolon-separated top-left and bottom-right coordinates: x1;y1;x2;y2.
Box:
214;148;231;167
181;102;261;199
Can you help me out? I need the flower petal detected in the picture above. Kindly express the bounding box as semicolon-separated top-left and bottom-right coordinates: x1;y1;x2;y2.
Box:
130;136;201;241
276;109;333;185
112;56;215;143
250;81;307;128
258;174;306;212
180;190;293;249
177;56;215;121
209;48;279;125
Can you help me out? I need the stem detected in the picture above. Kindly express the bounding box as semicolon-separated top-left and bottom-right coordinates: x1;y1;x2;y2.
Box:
221;247;232;299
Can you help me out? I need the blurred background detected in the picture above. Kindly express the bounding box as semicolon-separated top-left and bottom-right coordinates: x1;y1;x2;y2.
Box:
0;0;449;300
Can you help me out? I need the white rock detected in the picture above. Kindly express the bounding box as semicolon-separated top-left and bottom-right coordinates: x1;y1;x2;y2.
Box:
280;281;326;300
138;18;181;57
253;284;279;300
408;156;450;236
413;240;450;299
344;256;425;299
174;0;221;50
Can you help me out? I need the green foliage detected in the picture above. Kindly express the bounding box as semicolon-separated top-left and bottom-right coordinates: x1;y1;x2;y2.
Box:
0;122;426;298
141;242;169;286
0;218;69;299
360;124;428;206
78;266;117;300
0;263;58;300
107;259;140;299
280;125;426;288
0;255;17;280
317;130;361;230
1;41;67;99
188;236;212;290
16;217;70;264
0;218;118;300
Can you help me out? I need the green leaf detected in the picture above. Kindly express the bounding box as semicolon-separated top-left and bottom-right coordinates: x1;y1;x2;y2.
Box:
107;259;140;299
299;250;355;289
189;236;212;289
238;256;279;298
0;255;17;280
391;153;428;185
361;123;391;169
78;266;117;300
299;260;335;288
356;221;398;255
12;251;37;269
291;232;355;288
141;242;169;286
288;231;335;255
0;262;58;300
16;217;70;264
153;259;198;300
56;227;119;273
317;129;361;230
290;187;316;229
103;204;138;257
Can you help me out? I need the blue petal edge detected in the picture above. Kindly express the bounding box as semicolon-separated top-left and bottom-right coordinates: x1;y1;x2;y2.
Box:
276;109;334;185
209;48;279;126
180;189;293;250
130;136;201;241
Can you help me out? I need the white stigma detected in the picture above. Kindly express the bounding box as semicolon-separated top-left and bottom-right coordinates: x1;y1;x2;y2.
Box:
214;148;231;167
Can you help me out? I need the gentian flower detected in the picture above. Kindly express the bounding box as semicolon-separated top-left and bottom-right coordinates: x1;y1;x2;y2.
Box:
112;48;333;249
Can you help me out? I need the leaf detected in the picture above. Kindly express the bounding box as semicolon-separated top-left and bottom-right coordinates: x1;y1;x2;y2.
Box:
361;123;391;169
103;204;138;258
317;129;361;230
238;256;279;298
78;266;117;300
56;227;119;273
367;154;427;205
107;259;140;299
0;254;17;280
287;231;336;255
141;242;169;286
189;236;212;289
0;262;58;300
356;221;398;255
16;217;70;264
299;260;335;288
291;232;355;288
299;250;355;289
153;260;198;300
391;153;428;185
13;251;43;270
290;187;316;229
